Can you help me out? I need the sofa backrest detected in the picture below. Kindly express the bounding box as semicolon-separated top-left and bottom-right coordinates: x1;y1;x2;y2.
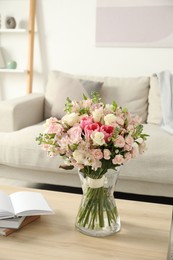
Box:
44;70;150;123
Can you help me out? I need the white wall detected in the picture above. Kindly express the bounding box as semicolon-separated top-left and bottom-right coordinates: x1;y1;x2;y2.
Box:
1;0;173;100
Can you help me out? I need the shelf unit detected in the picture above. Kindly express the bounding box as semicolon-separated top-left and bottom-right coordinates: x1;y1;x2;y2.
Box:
0;0;36;94
0;29;27;33
0;69;25;73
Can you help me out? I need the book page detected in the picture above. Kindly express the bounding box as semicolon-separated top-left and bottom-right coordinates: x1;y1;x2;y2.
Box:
10;191;53;216
0;191;14;219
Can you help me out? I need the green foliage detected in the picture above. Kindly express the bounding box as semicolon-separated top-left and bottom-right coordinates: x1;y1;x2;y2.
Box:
91;91;102;103
64;97;73;113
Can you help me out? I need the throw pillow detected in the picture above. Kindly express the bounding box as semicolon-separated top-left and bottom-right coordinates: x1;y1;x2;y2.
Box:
44;71;103;119
99;77;150;123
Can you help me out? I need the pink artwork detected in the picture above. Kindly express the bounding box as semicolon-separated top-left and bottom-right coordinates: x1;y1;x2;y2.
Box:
96;0;173;47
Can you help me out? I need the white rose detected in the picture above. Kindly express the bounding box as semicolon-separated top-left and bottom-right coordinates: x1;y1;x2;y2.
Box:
104;114;117;126
105;104;114;112
62;113;79;126
92;109;102;123
73;150;86;164
91;132;105;146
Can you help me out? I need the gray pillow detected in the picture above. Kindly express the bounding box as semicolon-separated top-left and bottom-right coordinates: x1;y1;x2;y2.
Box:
44;71;103;119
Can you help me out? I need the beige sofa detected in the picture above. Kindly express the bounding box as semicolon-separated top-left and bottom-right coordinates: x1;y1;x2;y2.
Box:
0;71;173;200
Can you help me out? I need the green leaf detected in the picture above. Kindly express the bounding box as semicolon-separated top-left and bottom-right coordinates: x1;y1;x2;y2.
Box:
112;101;117;112
83;94;88;100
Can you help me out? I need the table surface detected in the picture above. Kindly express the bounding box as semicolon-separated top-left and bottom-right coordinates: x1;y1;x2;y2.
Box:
0;185;172;260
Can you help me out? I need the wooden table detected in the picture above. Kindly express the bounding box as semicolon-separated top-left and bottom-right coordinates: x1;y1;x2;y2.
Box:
0;185;172;260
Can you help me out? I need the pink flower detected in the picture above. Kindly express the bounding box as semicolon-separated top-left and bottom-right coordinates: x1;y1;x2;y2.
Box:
116;117;124;126
103;149;111;160
100;125;114;142
67;125;82;144
84;123;100;139
47;123;63;135
114;135;125;148
124;152;132;162
80;116;93;130
131;147;137;158
125;135;134;146
91;149;103;160
123;143;132;151
112;154;125;165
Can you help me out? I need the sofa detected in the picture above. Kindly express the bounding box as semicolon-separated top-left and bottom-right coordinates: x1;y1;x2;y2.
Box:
0;70;173;200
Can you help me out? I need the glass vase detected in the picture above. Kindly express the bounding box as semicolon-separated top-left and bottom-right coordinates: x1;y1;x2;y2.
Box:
75;168;121;237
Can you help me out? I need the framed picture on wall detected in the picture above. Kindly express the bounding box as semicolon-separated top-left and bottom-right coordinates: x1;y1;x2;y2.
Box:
96;0;173;47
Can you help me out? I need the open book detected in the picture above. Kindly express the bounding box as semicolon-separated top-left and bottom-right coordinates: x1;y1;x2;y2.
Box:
0;191;54;219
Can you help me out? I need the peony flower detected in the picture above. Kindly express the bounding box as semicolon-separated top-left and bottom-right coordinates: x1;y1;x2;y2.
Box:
62;112;79;126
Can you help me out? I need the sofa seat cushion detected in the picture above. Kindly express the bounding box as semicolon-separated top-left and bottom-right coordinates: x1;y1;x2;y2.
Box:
120;123;173;185
0;123;172;188
0;123;78;176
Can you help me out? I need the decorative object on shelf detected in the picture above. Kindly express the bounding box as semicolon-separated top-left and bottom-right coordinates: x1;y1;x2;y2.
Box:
6;60;17;69
36;92;149;237
5;17;16;29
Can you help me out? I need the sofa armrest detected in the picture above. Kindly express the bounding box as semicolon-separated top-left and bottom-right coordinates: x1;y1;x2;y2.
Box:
0;93;45;132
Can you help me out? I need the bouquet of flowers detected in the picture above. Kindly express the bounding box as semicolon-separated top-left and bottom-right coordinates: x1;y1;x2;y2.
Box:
37;92;148;235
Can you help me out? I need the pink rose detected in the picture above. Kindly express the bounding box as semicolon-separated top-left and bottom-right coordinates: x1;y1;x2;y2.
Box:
67;125;82;144
116;117;124;126
103;149;111;160
123;144;132;151
80;116;93;130
47;123;63;135
84;123;100;139
100;125;114;142
131;147;137;158
125;135;134;146
124;152;132;162
112;154;125;165
114;135;125;148
91;149;103;160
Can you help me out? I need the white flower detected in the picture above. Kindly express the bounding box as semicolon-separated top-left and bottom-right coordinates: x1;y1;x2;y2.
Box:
104;114;117;126
92;108;103;123
62;112;79;126
73;150;86;164
91;131;105;146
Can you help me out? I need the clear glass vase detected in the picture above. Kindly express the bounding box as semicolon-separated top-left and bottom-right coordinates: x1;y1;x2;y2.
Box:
75;168;121;237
